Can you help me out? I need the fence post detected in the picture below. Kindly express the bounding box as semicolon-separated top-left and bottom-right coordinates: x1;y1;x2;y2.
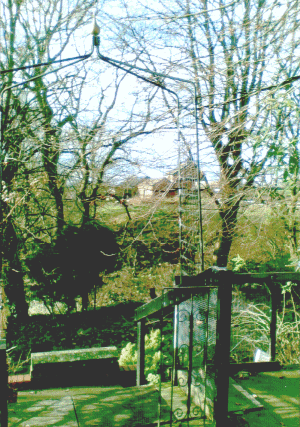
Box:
0;339;7;427
269;280;279;362
173;305;179;387
214;275;232;426
137;320;146;386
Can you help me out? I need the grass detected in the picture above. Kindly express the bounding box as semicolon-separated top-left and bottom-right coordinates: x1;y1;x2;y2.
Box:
8;385;161;427
234;369;300;427
231;292;300;364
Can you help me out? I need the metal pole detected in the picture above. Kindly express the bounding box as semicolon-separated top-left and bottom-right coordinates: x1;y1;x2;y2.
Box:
92;21;205;275
194;88;204;272
187;305;194;421
269;280;278;362
0;339;7;427
137;320;146;386
214;278;232;426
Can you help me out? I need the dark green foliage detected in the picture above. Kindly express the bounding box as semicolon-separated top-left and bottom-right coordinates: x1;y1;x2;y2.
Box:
6;302;141;374
118;209;179;274
26;221;119;310
230;253;293;274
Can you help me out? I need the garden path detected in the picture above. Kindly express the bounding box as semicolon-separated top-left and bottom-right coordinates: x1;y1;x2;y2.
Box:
8;385;160;427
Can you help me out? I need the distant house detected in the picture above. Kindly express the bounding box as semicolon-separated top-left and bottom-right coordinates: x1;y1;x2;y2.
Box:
113;176;147;199
137;178;159;198
154;177;177;197
116;161;204;200
166;160;204;192
122;176;147;199
137;177;177;199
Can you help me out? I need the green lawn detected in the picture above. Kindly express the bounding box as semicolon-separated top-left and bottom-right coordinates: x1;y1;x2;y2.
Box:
8;368;299;427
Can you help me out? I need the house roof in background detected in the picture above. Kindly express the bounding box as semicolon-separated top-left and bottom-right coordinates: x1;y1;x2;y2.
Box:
167;160;203;179
120;176;149;188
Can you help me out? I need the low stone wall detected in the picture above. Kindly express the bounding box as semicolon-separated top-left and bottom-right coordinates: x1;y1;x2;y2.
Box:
30;346;120;387
31;346;119;365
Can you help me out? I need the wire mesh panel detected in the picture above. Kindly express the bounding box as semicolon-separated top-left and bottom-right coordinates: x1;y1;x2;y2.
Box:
159;287;218;426
157;307;177;426
178;159;203;277
230;282;273;363
136;270;300;427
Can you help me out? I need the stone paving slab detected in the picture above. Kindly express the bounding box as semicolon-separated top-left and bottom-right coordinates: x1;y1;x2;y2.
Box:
8;385;161;427
72;385;162;427
8;396;77;426
6;381;265;427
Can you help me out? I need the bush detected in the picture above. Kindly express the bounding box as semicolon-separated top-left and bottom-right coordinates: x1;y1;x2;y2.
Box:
118;328;172;385
231;286;300;365
118;342;137;367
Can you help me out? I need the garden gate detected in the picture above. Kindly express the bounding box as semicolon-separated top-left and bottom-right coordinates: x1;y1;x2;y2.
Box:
135;268;300;426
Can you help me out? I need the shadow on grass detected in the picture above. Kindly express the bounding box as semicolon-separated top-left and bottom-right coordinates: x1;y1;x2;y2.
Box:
234;370;300;427
9;385;170;427
73;385;162;427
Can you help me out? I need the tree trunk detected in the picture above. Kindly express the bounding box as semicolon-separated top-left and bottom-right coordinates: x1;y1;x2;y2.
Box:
3;213;28;319
213;201;240;267
81;291;89;312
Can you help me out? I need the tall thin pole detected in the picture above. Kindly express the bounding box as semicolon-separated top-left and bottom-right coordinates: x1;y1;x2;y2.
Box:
92;21;205;275
194;87;204;272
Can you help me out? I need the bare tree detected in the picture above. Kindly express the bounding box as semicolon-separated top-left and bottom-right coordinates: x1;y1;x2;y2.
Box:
112;0;300;267
1;0;172;312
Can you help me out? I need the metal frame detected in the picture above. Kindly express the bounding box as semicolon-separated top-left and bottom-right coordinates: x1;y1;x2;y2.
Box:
92;23;205;279
135;268;233;426
135;268;300;426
